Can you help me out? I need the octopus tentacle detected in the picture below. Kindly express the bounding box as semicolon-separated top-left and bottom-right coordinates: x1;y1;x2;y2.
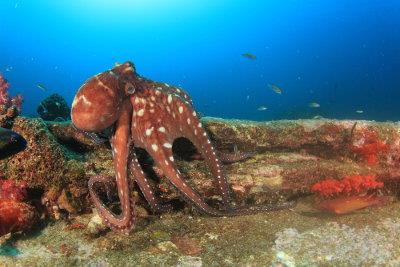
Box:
130;94;226;215
129;151;173;213
131;89;296;216
138;133;225;216
131;90;232;207
167;93;233;207
217;150;256;164
88;101;136;234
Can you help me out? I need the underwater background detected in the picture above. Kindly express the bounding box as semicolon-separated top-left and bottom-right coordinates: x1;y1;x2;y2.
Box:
0;0;399;121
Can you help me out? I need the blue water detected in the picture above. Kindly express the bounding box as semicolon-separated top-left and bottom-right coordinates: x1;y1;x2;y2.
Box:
1;1;399;121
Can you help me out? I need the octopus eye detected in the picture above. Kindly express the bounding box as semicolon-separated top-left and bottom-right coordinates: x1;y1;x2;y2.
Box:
125;83;135;95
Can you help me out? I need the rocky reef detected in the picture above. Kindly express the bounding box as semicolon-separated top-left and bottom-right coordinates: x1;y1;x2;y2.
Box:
1;116;400;264
1;117;399;218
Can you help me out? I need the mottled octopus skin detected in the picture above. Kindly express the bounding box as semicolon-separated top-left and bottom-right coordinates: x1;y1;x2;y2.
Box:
71;62;292;234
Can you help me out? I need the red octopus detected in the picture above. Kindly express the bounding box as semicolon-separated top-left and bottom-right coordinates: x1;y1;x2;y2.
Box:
71;62;292;234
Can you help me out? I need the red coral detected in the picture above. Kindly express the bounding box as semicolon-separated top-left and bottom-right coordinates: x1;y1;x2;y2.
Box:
0;199;38;235
0;179;37;236
351;130;387;165
0;179;28;202
0;75;10;105
311;175;383;198
0;74;23;114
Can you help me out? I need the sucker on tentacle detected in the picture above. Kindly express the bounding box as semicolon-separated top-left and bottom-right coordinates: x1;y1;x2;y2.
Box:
71;61;295;234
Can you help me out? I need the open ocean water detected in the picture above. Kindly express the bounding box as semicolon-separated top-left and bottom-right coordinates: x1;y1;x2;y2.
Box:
1;0;399;121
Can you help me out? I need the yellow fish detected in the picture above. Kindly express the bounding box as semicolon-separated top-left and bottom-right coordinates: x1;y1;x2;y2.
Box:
269;84;283;94
37;84;47;91
309;102;320;108
242;53;257;60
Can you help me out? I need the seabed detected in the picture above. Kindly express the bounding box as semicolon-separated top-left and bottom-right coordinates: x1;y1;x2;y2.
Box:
2;199;400;266
2;117;400;266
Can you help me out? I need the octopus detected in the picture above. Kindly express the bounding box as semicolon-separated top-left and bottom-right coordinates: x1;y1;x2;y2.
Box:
71;61;293;234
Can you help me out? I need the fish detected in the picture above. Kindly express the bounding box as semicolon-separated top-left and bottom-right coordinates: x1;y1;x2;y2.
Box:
5;66;13;72
242;53;257;60
356;110;364;114
309;102;320;108
0;127;27;159
268;84;283;94
313;115;323;119
37;84;47;91
257;106;268;111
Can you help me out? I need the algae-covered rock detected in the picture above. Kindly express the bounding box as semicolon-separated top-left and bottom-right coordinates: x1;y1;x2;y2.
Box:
1;115;400;266
1;117;400;218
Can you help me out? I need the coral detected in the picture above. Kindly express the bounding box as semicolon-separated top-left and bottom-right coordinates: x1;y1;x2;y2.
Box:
0;179;38;236
351;129;387;165
311;175;383;198
0;74;23;128
0;179;28;202
0;199;38;236
311;175;386;214
37;93;70;121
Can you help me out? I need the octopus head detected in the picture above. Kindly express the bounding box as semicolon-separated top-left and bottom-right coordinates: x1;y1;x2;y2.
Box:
71;61;137;132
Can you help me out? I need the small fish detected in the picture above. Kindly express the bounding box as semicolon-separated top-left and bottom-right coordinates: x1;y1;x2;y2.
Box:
313;115;323;119
5;66;13;72
268;84;283;94
356;110;364;114
257;106;268;111
309;102;320;108
0;127;27;159
242;53;257;60
37;84;47;91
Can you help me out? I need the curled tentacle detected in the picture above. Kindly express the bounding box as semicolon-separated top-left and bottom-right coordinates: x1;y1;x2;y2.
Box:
88;101;136;234
217;151;255;164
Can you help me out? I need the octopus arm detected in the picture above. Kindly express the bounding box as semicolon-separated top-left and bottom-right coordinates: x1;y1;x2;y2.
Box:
165;94;233;207
131;91;294;216
88;101;136;234
129;150;173;213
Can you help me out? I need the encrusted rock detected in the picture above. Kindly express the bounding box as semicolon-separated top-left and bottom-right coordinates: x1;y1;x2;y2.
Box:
1;117;400;219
